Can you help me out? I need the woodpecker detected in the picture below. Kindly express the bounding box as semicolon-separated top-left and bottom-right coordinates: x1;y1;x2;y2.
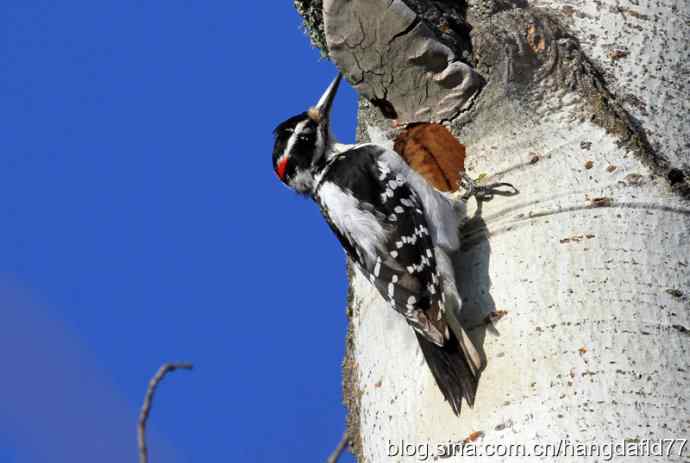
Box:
272;74;507;415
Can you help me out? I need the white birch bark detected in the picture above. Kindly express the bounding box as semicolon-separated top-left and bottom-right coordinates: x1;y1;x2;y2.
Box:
297;0;690;461
350;106;690;462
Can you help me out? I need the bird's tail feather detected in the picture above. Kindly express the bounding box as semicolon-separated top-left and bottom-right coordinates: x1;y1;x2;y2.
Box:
456;324;482;377
416;331;478;416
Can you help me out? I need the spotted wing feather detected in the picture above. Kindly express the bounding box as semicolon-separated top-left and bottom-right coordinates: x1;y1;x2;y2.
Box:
316;146;448;346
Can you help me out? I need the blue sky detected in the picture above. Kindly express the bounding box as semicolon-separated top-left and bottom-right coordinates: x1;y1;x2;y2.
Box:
1;2;358;461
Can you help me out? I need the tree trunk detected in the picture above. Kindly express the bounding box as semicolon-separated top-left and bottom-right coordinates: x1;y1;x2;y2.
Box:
295;0;690;461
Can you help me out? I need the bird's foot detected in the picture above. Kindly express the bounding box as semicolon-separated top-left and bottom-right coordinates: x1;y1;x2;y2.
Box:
459;173;518;201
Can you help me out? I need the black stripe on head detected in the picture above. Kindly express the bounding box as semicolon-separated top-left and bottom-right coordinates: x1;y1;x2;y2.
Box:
272;112;308;166
273;112;309;136
272;112;320;186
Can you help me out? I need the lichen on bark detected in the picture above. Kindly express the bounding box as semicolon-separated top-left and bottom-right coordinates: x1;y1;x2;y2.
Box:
293;0;328;56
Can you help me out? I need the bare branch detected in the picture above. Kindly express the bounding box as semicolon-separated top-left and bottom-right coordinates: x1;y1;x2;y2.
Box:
138;363;193;463
326;431;349;463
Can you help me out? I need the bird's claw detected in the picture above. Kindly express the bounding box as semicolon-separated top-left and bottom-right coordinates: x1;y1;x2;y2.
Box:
459;172;518;202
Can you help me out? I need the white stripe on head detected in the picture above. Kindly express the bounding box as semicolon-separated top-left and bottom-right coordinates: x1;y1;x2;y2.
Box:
283;119;310;160
312;122;327;167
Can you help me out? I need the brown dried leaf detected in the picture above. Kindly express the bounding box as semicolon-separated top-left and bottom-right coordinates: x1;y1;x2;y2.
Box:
394;123;466;192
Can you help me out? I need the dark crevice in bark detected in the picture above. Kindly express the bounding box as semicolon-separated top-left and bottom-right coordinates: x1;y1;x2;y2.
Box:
387;17;421;45
370;98;398;119
667;168;687;186
399;0;475;65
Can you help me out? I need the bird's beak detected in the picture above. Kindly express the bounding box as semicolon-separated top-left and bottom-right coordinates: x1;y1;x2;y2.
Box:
313;73;342;121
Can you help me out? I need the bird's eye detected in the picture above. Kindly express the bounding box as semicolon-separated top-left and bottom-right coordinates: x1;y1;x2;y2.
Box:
298;134;312;142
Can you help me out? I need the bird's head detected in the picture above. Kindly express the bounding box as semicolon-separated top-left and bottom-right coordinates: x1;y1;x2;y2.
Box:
272;74;342;194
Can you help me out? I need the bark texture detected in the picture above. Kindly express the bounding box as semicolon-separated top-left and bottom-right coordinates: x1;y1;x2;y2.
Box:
323;0;483;122
296;1;689;461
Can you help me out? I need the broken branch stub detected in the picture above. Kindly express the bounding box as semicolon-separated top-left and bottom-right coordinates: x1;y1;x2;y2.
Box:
323;0;483;123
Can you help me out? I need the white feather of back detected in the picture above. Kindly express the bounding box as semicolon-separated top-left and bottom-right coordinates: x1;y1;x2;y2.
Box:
380;150;463;252
365;124;464;252
318;182;389;261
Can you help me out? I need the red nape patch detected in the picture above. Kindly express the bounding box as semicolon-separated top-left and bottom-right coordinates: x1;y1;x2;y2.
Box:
276;156;289;180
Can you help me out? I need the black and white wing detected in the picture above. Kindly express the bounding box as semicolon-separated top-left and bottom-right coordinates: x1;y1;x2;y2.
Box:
315;145;448;346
